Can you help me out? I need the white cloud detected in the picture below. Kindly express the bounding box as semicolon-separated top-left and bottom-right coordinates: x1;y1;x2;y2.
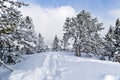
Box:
20;4;76;45
109;8;120;18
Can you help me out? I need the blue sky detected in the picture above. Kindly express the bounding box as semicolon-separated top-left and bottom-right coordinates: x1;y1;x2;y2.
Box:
20;0;120;24
19;0;120;45
21;0;119;14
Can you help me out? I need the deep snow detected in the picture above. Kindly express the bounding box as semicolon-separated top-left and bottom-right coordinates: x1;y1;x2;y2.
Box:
1;52;120;80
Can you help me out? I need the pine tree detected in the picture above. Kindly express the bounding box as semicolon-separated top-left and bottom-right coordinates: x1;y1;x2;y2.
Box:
60;33;70;51
104;18;120;62
104;26;115;60
52;35;61;51
17;16;37;54
36;33;45;53
112;18;120;62
63;10;104;57
0;0;28;64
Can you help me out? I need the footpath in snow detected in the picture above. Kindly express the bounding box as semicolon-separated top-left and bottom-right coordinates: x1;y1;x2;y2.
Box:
1;52;120;80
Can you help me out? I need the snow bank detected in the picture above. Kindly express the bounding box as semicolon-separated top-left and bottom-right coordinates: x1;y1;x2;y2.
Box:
1;52;120;80
104;75;119;80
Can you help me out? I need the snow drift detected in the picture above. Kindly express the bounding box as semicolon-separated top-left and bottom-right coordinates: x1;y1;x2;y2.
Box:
1;52;120;80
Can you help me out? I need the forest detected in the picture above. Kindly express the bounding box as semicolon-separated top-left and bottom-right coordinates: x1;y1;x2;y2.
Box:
0;0;120;67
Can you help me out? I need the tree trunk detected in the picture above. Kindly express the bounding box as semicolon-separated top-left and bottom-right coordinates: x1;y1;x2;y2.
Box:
0;60;14;72
75;45;81;57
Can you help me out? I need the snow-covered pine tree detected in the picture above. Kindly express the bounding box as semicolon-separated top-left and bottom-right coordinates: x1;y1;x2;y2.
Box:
63;17;74;39
0;0;28;64
36;33;46;53
16;16;37;54
60;33;70;51
52;35;61;51
112;18;120;62
63;10;104;57
104;25;115;60
62;17;76;52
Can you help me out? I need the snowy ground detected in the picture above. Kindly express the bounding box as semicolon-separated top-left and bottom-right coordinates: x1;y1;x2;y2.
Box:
1;52;120;80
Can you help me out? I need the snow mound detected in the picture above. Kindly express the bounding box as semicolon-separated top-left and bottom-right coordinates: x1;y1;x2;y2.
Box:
1;52;120;80
104;75;119;80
